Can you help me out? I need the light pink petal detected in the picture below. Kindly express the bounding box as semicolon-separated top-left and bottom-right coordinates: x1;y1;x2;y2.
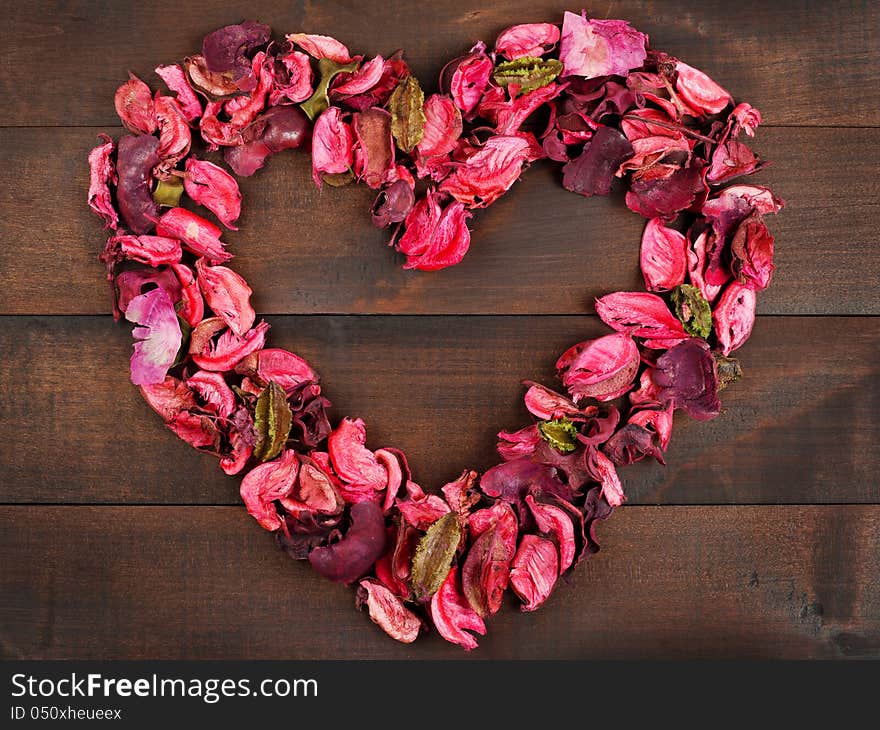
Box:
674;61;731;116
184;158;242;229
87;136;118;229
240;450;299;531
495;23;561;59
155;63;202;121
559;11;648;79
510;534;559;611
333;55;385;95
195;258;255;336
286;33;352;62
311;106;354;186
595;291;688;342
125;287;182;386
357;579;421;643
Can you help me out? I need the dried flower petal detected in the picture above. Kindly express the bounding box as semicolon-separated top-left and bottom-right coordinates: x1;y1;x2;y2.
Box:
730;212;775;290
309;501;387;583
410;512;462;601
116;134;161;235
396;481;451;530
125;287;182;386
713;281;756;355
371;179;415;227
155;63;202;121
108;234;182;266
595;291;688;345
156;207;232;264
417;94;462;158
441;470;480;519
674;61;731;116
510;534;559;611
203;20;271;83
187;370;236;418
625;163;708;220
389;75;425;154
559;11;648;79
240;449;299;531
169;262;204;327
654;338;721;420
495;23;561;60
562;125;634;197
556;332;640;403
155;95;191;166
357;579;421;643
447;46;493;115
440;135;531;208
586;447;625;507
731;103;762;137
195;258;254;335
311;106;354;186
114;73;156;134
184;158;242;229
430;567;486;650
87;136;118;229
640;218;687;291
353;107;394;188
287;33;352;63
328;417;388;493
396;190;472;271
189;317;269;372
671;284;712;338
462;502;518;617
525;494;575;574
237;348;318;394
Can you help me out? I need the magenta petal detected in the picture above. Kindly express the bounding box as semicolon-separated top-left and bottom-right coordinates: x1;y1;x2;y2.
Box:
87;136;118;230
495;23;560;60
556;332;640;403
439;134;531;208
714;281;756;355
311;106;354;186
184;158;242;229
595;291;688;342
559;11;648;79
640;218;688;291
125;287;182;386
510;535;559;611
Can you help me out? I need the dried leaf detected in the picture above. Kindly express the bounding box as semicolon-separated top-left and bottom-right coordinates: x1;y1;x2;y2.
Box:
537;417;578;453
671;284;712;338
300;57;360;120
252;381;292;462
389;75;425;154
492;56;562;94
410;512;462;601
153;177;184;207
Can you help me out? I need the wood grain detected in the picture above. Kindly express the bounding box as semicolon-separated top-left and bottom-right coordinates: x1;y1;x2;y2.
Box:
2;1;877;127
0;127;878;316
2;505;876;659
1;314;877;505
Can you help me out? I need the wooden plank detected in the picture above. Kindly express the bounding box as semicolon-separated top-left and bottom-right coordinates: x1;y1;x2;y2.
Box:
1;315;877;505
1;505;877;659
0;127;877;316
1;1;877;127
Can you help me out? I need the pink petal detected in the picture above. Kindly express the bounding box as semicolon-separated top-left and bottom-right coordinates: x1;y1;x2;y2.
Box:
674;61;731;116
439;134;531;208
586;447;625;507
333;55;385;95
155;63;202;121
311;106;354;186
187;370;236;418
184;158;242;229
327;417;389;493
556;332;640;403
195;258;255;336
526;495;576;574
430;567;486;651
240;450;300;531
125;287;182;386
286;33;352;62
114;72;156;134
417;94;462;158
559;11;648;79
155;95;191;164
87;136;118;229
714;281;756;355
595;291;688;343
396;190;472;271
495;23;561;59
156;207;232;264
640;218;688;291
357;579;421;643
509;534;559;611
189;318;269;372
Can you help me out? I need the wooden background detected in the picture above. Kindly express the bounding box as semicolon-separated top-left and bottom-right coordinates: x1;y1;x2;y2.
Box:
1;0;878;659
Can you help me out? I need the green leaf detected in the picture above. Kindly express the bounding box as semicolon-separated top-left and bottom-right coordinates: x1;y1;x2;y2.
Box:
153;177;184;207
252;381;292;462
537;417;578;453
410;512;461;601
492;56;563;95
300;57;360;121
671;284;713;338
388;75;425;154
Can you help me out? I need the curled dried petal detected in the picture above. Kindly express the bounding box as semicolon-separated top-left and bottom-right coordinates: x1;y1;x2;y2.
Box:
654;338;721;420
640;218;687;291
440;134;531;208
87;136;118;229
417;94;462;158
353;107;394;189
309;501;387;583
202;20;271;83
674;61;731;116
114;73;156;134
713;281;756;355
189;317;269;372
395;481;450;530
525;494;575;574
559;11;648;79
495;23;561;60
116;134;161;235
311;106;354;186
595;291;688;345
125;288;182;386
510;534;559;611
556;332;640;403
187;370;236;418
155;95;191;165
448;50;493;115
155;63;202;121
156;207;232;264
184;158;242;229
430;567;486;650
586;447;625;507
562;125;633;197
462;502;518;617
169;262;204;327
287;33;352;63
730;213;775;291
396;190;472;271
357;579;421;643
195;258;255;336
328;417;388;493
108;234;182;267
240;449;299;531
371;179;414;228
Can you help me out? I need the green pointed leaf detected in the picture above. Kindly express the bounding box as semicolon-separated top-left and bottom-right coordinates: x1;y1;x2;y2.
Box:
300;57;360;121
252;381;292;462
153;177;184;207
388;75;425;154
410;512;461;601
492;56;563;95
671;284;713;338
537;417;578;453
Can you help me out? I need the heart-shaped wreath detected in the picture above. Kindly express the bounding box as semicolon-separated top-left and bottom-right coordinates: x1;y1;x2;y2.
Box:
87;10;782;649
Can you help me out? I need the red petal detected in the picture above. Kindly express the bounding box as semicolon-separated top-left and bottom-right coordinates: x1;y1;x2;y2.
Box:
640;218;688;291
509;534;559;611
